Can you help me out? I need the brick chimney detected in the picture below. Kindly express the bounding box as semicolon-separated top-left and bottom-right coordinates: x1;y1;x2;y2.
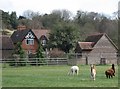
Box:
17;25;27;30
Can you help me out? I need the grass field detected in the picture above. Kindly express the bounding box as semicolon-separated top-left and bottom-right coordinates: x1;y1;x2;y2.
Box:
2;65;118;87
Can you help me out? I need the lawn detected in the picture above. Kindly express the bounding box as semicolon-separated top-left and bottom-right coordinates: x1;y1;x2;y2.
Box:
2;65;118;87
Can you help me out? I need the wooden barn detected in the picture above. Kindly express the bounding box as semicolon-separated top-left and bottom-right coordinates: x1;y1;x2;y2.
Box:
75;33;118;65
0;35;15;60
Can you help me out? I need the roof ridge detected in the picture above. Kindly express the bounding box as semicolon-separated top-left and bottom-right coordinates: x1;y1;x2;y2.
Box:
78;42;94;43
87;33;105;37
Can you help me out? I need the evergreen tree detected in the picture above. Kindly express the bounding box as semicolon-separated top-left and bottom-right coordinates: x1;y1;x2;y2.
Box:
2;11;11;29
36;43;45;63
10;11;18;29
13;42;26;66
14;42;25;58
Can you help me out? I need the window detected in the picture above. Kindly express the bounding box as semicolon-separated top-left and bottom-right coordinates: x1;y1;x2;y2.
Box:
42;39;46;46
26;39;34;45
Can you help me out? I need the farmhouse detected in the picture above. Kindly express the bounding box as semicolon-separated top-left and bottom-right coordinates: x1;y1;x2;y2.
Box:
17;25;50;47
11;25;50;55
11;29;39;55
75;33;118;65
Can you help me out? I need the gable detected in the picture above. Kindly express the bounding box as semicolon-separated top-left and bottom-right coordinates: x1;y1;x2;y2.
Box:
32;29;50;39
93;35;118;52
25;32;35;39
40;35;48;40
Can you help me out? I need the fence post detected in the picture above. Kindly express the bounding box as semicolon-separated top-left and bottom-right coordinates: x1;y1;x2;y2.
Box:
36;58;38;66
57;58;58;65
25;58;28;66
15;58;18;67
47;58;48;66
66;53;69;64
3;60;6;68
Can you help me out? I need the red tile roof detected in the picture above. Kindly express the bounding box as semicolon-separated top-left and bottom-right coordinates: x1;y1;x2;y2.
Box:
78;42;94;50
78;33;118;51
32;29;50;39
85;33;118;50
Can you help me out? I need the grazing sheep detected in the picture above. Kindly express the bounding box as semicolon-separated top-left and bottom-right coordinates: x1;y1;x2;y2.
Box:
105;64;115;79
90;64;96;80
68;66;79;75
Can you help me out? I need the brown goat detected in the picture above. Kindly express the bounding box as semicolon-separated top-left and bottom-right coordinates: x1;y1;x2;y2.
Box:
105;64;115;78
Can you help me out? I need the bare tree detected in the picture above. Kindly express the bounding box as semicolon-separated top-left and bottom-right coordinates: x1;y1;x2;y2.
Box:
23;10;40;20
52;9;72;21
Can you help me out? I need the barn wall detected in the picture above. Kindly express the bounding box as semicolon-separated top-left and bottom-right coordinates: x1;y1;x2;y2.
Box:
2;50;14;60
88;35;118;64
77;57;87;65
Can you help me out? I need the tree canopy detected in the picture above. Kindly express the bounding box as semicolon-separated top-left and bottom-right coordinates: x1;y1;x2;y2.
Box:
49;23;79;53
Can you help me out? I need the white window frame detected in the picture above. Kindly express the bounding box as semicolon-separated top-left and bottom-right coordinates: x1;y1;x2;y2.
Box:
26;38;34;45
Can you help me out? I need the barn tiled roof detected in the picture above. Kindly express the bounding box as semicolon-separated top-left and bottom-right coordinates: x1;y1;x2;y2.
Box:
78;42;94;50
84;33;118;50
11;29;38;44
85;33;104;45
0;35;14;50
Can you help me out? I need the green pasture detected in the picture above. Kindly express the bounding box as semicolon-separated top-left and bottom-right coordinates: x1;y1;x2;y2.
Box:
2;65;118;87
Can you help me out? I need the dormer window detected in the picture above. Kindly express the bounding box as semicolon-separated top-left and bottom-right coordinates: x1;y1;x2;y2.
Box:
40;35;47;46
42;39;46;46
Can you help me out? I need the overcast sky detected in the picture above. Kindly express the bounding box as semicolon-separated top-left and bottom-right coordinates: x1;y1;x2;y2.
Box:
0;0;119;17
